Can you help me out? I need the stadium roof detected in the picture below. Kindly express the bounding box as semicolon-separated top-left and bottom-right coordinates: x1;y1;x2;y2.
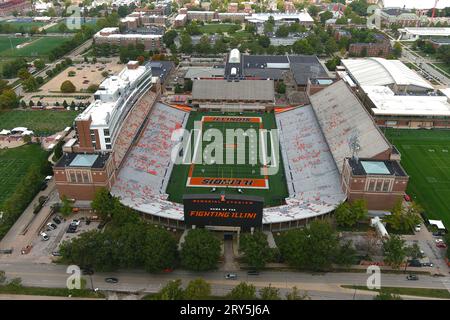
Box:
399;27;450;37
309;80;391;172
363;86;450;117
192;79;275;101
380;0;450;10
245;12;314;23
185;67;224;79
341;58;433;91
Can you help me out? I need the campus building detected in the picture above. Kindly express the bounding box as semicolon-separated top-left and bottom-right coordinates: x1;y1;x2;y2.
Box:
94;27;163;51
73;61;153;152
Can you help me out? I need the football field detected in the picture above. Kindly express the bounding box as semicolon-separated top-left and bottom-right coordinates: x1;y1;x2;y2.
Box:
385;129;450;228
166;111;289;207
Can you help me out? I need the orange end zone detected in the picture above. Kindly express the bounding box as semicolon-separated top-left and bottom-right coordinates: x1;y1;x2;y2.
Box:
187;177;269;189
202;116;262;123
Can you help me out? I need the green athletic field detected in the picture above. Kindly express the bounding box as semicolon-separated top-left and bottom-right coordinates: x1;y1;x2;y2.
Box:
0;110;79;136
384;128;450;228
0;144;48;207
166;111;289;207
0;36;69;57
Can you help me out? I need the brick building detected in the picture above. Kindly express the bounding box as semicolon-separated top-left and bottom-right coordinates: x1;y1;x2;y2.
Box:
94;27;163;51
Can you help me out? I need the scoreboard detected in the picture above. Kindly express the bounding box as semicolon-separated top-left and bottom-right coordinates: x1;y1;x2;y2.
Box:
183;194;264;228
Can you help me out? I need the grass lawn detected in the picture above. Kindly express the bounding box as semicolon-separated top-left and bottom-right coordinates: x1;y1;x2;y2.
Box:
0;36;69;58
0;144;48;207
384;129;450;228
0;284;105;299
0;110;78;136
0;22;46;32
199;23;240;34
341;285;450;299
230;31;253;41
165;111;289;207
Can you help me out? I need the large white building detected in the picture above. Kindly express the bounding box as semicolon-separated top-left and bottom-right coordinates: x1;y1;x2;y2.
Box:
379;0;450;10
398;27;450;41
75;61;152;151
245;11;314;25
341;57;433;92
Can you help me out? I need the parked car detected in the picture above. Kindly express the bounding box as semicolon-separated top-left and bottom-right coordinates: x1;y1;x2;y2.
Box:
52;251;61;256
46;223;57;231
105;277;119;283
422;262;434;267
404;194;411;202
436;242;447;249
247;270;260;276
53;217;61;225
225;273;237;280
81;268;94;275
408;259;422;267
40;182;48;191
415;224;421;232
406;274;419;280
70;219;80;227
40;232;49;241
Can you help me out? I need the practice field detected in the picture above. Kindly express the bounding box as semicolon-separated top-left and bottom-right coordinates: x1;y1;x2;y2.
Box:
0;36;69;57
166;111;289;207
0;144;48;207
0;110;79;135
199;23;240;34
385;129;450;228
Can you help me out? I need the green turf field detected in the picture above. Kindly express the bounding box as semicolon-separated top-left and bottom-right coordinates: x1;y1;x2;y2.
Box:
0;21;46;32
0;110;79;136
384;129;450;228
166;111;289;207
0;36;69;57
199;23;240;34
0;144;48;207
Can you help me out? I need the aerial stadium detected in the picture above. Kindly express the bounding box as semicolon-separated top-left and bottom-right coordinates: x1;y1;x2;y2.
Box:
54;50;408;232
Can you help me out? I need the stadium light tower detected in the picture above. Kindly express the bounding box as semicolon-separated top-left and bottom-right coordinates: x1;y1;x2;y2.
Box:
348;133;361;163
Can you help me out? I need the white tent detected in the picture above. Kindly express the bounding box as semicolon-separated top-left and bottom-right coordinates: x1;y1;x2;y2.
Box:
11;127;28;133
0;129;11;135
428;219;446;230
21;130;34;136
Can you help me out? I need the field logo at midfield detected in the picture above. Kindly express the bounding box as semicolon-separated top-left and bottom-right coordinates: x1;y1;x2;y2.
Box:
171;117;280;177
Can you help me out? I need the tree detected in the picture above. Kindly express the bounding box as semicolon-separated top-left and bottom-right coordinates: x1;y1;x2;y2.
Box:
180;229;221;271
22;77;39;92
286;286;310;300
334;200;368;228
383;235;406;269
393;42;402;58
184;79;193;92
384;201;421;233
258;35;270;48
184;279;211;300
0;89;19;110
17;68;31;80
153;279;184;300
374;290;402;300
307;5;320;17
320;11;334;24
91;188;117;220
34;59;46;70
143;227;178;272
0;270;6;284
163;29;178;48
60;80;76;93
259;285;280;300
278;220;340;271
60;195;74;217
227;282;257;300
240;231;272;270
87;84;99;93
275;24;289;37
276;82;286;94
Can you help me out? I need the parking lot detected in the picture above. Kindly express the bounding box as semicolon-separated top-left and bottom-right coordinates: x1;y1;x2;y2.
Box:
25;212;100;263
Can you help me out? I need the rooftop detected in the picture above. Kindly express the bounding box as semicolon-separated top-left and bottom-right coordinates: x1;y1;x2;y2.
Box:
348;158;407;177
341;58;433;91
399;27;450;36
363;86;450;117
192;79;275;101
55;152;110;169
381;0;450;10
